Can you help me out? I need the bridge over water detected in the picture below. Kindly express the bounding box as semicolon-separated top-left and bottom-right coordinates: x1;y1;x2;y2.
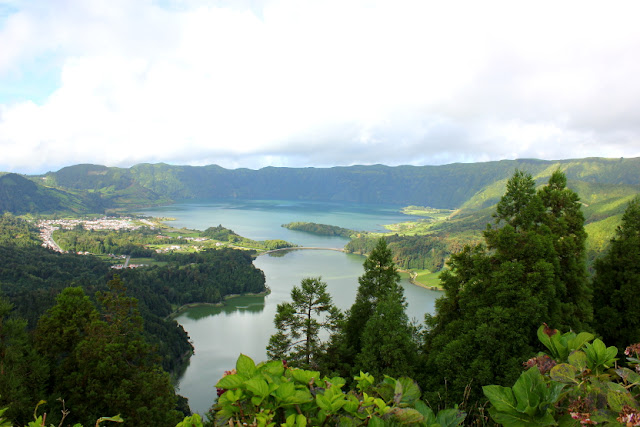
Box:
259;246;346;255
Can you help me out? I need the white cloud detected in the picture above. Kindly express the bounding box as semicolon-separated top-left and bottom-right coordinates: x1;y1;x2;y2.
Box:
1;0;640;173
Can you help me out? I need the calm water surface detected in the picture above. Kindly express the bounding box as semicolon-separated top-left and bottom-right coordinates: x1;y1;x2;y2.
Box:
140;200;441;415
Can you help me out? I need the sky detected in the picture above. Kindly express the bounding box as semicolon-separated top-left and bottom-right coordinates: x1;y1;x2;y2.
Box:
1;0;640;174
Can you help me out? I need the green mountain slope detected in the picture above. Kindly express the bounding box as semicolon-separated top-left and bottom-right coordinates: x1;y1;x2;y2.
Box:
1;157;638;219
37;157;640;209
0;173;98;214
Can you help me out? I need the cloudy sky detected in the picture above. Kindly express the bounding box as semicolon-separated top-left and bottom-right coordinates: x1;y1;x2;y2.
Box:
1;0;640;174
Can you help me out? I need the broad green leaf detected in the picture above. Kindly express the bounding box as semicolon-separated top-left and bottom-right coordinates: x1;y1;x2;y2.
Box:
285;389;313;405
616;367;640;385
337;416;358;426
544;381;565;406
283;414;306;427
295;414;307;427
606;388;634;413
605;346;618;365
216;373;245;389
262;360;285;377
368;416;385;427
436;408;467;427
323;376;347;389
289;368;320;385
236;353;257;376
342;394;360;413
512;368;542;414
273;381;295;401
567;332;594;352
246;378;269;398
414;400;437;425
391;407;424;424
537;325;553;354
284;414;297;427
482;385;517;414
331;397;347;413
567;351;587;372
550;363;577;384
397;377;421;406
316;394;332;412
394;378;403;405
96;415;124;424
489;407;555;427
551;333;570;361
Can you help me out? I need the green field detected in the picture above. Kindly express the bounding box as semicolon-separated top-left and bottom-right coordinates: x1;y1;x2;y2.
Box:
400;269;443;290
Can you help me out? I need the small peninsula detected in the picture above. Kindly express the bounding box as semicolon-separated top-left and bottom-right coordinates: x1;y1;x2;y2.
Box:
282;221;361;238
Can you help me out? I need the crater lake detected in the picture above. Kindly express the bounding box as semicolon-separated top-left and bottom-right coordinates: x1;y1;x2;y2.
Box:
139;199;441;415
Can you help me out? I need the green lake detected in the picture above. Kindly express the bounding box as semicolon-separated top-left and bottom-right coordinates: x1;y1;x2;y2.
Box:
140;200;441;415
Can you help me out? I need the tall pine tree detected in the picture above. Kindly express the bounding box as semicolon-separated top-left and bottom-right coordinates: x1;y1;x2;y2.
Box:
354;288;418;379
324;238;418;379
421;170;590;408
539;169;592;330
592;197;640;350
343;238;403;357
266;277;342;369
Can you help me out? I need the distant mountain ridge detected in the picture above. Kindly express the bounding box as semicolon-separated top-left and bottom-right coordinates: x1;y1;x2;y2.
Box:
1;157;638;215
34;157;640;209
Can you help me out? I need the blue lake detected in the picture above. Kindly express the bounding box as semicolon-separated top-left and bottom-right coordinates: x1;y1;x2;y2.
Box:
139;200;441;415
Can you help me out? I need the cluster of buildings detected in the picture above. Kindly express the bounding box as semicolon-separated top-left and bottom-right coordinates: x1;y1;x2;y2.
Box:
37;217;149;253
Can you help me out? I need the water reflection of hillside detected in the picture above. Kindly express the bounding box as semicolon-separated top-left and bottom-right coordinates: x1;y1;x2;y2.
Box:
182;295;266;320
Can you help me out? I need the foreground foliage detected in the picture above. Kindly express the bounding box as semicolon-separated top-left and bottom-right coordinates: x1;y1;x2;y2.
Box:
213;354;465;427
484;325;640;426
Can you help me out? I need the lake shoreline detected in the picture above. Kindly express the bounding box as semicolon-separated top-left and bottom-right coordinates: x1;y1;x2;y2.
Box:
400;269;444;291
168;288;271;319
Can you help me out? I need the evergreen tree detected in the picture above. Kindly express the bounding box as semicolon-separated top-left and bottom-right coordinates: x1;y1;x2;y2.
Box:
592;197;640;350
0;297;48;423
421;170;590;408
354;289;418;380
267;277;342;369
539;169;592;330
323;238;419;379
35;279;183;426
343;238;402;357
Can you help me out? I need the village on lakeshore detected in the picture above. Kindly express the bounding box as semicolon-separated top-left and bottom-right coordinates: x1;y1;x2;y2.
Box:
35;216;264;269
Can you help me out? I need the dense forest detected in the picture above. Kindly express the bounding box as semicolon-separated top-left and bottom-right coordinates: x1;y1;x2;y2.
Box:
0;215;267;425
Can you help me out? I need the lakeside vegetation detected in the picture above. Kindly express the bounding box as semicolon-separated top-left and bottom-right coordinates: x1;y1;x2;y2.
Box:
50;221;298;258
282;221;359;238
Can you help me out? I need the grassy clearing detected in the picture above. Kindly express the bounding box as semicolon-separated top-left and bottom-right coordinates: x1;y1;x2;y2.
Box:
401;206;454;217
129;257;168;267
413;269;443;289
384;219;437;235
384;206;455;236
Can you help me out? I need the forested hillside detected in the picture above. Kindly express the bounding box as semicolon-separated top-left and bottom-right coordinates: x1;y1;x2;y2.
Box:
0;173;104;214
0;215;268;424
